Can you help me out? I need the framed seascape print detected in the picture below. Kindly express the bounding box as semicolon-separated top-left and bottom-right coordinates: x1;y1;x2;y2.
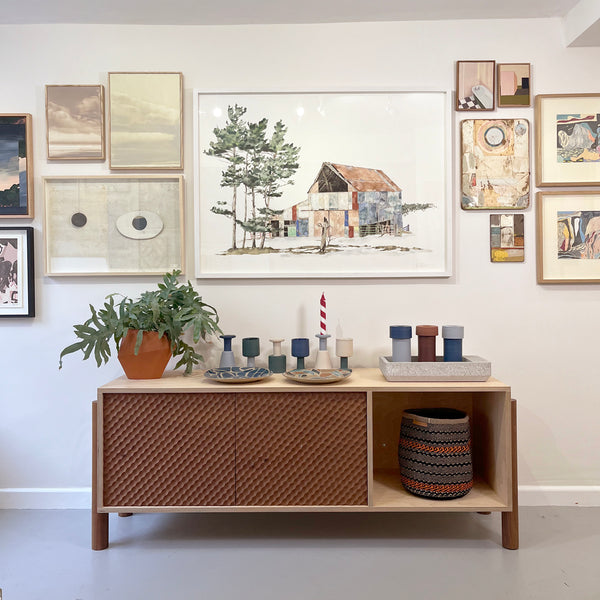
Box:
0;114;33;218
108;72;183;169
44;175;184;276
490;214;524;263
456;61;495;111
461;119;530;209
537;191;600;283
0;227;34;317
497;63;531;108
536;94;600;187
193;90;451;279
46;85;105;160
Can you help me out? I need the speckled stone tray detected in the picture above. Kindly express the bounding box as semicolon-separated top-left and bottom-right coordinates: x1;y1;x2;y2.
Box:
379;355;491;382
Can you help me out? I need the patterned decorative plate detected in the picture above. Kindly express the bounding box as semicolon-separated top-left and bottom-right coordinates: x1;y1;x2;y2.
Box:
283;368;352;384
204;367;271;383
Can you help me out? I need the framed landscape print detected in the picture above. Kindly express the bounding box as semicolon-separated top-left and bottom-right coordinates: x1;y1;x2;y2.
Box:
44;175;184;276
537;191;600;283
461;119;530;209
536;94;600;186
456;61;495;111
194;90;451;278
0;226;34;317
46;85;105;160
0;114;33;218
497;63;531;107
108;72;183;169
490;214;524;263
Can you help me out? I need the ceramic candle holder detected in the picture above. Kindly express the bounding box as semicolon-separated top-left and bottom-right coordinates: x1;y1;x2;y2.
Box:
314;333;333;369
268;338;287;373
219;334;236;368
336;337;353;370
242;337;260;368
291;337;310;370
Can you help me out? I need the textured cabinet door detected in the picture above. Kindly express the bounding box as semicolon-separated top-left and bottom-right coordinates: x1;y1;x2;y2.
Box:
101;393;236;507
235;392;368;506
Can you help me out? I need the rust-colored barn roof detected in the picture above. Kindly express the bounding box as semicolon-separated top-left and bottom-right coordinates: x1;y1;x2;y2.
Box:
317;162;402;193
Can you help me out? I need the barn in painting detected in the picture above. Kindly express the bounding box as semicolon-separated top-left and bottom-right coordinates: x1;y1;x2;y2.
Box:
272;162;403;238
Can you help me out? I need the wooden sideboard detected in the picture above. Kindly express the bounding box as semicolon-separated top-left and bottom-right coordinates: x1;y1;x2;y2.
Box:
92;368;518;549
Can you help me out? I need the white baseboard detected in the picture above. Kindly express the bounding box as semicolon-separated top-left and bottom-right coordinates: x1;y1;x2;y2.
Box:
1;486;599;509
519;486;600;507
0;488;91;509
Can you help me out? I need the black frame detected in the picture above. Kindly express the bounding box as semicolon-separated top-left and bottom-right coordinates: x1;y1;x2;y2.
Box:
0;226;35;317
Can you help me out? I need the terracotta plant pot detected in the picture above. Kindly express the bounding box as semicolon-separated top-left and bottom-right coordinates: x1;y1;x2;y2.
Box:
117;330;172;379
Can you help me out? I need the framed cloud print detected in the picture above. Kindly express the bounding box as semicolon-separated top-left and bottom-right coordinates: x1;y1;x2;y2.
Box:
46;85;105;160
0;114;33;218
44;175;184;276
0;226;35;317
108;72;183;169
537;191;600;283
536;94;600;187
194;90;452;279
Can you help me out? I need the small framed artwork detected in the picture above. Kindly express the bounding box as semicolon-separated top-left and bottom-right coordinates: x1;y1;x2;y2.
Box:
497;63;531;107
0;114;33;218
461;119;530;209
108;72;183;169
44;175;184;276
456;60;495;111
46;85;105;160
0;226;35;317
536;94;600;187
537;191;600;283
490;214;524;262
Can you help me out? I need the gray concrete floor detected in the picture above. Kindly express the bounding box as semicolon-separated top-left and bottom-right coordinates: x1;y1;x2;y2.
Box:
0;508;599;599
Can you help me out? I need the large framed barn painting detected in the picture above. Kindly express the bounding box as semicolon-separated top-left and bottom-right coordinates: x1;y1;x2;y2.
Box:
193;91;451;278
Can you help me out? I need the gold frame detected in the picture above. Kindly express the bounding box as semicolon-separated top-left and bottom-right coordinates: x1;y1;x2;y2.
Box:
535;93;600;187
108;72;183;170
536;190;600;284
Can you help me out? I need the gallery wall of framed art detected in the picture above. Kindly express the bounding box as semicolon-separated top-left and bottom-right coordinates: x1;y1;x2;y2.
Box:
3;18;600;507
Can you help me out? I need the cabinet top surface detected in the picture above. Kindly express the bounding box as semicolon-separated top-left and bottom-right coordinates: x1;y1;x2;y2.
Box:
98;368;510;394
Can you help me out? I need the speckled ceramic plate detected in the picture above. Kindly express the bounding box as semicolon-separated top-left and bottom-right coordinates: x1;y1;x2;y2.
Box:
283;368;352;384
204;367;271;383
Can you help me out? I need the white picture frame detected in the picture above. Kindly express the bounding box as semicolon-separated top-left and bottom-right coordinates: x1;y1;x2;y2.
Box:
193;89;452;279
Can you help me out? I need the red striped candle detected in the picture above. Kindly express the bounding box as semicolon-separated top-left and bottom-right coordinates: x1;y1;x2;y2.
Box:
320;293;326;335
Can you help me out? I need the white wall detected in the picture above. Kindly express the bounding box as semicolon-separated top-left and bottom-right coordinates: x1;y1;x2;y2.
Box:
2;19;600;508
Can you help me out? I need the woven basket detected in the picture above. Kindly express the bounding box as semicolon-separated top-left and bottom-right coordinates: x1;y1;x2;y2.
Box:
398;408;473;499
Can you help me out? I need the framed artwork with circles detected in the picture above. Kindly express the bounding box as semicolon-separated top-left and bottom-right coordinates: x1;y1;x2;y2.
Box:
460;119;530;210
43;175;184;275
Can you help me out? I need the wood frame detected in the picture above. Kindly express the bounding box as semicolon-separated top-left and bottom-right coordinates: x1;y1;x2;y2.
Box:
0;226;35;317
44;175;184;276
45;84;105;160
535;93;600;187
497;63;531;108
108;72;183;170
456;60;496;111
460;118;530;210
92;369;518;550
0;114;33;218
194;89;452;279
536;190;600;283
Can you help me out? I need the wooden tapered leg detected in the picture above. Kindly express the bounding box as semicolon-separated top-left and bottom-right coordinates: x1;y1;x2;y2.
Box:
501;399;519;549
92;401;109;550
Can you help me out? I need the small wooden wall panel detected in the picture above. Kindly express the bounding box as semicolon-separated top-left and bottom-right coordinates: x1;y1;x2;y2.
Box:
235;392;368;506
102;393;236;506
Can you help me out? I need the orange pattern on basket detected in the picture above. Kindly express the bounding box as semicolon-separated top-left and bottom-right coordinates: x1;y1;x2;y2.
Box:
401;476;473;493
399;438;471;454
